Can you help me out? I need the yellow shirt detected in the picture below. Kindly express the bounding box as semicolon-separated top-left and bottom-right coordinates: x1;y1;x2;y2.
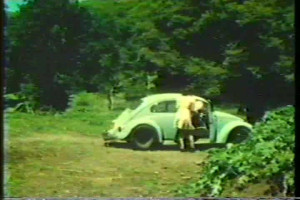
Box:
174;108;195;130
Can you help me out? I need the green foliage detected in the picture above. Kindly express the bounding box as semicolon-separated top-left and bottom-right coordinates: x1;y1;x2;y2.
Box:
88;0;294;103
184;58;228;97
63;92;121;130
66;92;108;113
5;83;40;113
7;0;294;114
176;106;295;197
7;0;92;109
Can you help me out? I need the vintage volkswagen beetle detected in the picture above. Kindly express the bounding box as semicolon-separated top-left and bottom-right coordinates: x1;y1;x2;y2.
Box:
103;93;252;149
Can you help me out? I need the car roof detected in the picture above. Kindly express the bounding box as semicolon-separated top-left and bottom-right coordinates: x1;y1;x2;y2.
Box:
142;93;183;102
142;93;208;103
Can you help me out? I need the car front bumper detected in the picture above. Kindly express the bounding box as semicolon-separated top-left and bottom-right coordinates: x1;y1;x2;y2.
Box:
103;133;115;141
102;129;121;141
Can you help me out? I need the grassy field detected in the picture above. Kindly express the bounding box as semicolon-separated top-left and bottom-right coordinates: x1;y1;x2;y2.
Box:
5;93;249;197
8;132;211;197
6;112;211;197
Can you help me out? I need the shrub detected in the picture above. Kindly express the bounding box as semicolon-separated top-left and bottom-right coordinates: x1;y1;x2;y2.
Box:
176;106;294;197
63;92;124;132
66;92;108;113
5;83;40;113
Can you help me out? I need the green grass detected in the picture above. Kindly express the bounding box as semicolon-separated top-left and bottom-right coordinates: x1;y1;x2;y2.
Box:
6;93;129;138
7;123;209;197
7;111;120;138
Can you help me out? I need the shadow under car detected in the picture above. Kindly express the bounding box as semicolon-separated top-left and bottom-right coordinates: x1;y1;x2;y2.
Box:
104;140;226;152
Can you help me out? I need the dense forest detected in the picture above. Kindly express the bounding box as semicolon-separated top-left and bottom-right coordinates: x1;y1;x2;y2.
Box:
5;0;294;123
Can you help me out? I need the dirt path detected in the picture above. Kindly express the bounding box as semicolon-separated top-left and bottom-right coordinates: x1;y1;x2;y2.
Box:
8;134;211;197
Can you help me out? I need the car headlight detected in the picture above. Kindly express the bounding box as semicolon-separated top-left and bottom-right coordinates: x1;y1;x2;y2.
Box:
111;123;122;132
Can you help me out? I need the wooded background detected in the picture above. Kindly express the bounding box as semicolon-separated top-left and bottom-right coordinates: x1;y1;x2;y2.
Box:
5;0;294;122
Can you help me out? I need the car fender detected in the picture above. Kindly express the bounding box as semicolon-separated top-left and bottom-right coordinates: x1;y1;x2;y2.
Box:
216;121;253;143
122;117;164;143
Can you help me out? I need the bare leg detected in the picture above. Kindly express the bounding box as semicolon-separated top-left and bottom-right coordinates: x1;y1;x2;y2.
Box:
177;129;185;150
188;134;195;149
179;137;185;150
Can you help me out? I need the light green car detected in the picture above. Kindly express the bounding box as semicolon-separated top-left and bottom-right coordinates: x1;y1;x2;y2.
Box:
103;93;252;149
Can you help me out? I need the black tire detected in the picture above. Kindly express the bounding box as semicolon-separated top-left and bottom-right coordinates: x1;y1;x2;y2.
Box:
227;127;251;144
131;125;159;150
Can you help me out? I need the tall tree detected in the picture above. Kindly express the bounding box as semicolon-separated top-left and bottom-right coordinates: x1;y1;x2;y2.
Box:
7;0;92;109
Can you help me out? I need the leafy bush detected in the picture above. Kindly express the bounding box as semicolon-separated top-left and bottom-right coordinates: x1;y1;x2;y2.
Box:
176;106;294;197
61;92;125;133
66;92;108;113
5;83;40;113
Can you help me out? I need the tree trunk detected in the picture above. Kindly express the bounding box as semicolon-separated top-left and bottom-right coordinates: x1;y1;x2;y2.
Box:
107;88;114;110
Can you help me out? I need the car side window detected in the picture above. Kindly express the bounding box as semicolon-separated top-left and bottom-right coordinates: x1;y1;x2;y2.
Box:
151;101;176;113
166;101;176;112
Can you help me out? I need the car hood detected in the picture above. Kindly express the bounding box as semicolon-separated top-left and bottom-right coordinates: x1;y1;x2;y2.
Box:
213;111;244;121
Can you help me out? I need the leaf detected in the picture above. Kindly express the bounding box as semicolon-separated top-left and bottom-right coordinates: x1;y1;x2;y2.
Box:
5;93;21;100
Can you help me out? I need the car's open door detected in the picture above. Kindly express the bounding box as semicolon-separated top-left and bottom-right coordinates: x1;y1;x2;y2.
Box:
207;100;216;142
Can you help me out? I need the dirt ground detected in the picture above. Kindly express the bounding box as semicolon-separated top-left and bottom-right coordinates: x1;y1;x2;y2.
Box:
7;133;222;198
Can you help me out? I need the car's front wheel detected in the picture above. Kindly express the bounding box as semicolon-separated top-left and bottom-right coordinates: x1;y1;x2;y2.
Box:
131;125;159;150
227;127;251;144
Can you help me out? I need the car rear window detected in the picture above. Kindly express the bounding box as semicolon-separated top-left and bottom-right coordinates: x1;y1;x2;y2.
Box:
128;100;143;110
151;100;176;113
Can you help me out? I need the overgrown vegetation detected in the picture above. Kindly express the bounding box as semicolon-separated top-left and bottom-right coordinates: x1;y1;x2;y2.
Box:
176;106;294;197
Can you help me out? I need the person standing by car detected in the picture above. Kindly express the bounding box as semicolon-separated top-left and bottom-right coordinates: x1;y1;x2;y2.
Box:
191;100;206;128
174;96;196;151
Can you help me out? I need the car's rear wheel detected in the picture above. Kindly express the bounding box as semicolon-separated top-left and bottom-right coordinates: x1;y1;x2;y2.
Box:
227;127;251;144
131;125;159;150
